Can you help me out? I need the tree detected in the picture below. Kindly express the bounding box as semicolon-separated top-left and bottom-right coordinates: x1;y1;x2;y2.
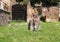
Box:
49;0;60;3
23;0;60;3
23;0;60;5
23;0;28;5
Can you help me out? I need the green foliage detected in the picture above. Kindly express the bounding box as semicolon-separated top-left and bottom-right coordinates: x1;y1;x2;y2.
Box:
16;0;60;5
49;0;60;3
23;0;60;5
23;0;28;5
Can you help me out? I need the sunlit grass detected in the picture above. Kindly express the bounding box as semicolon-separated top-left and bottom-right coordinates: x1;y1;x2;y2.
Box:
0;21;60;42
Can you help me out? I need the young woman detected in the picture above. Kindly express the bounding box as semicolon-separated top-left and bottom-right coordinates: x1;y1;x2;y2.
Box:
32;7;40;30
28;7;41;31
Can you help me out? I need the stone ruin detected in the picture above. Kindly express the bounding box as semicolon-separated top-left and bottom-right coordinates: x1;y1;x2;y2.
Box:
0;1;11;25
42;6;59;22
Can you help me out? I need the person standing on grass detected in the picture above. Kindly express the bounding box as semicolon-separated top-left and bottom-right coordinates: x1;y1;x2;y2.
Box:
28;7;41;31
32;7;40;30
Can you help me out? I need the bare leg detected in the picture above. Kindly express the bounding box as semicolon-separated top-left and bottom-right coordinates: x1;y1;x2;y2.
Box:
29;20;34;31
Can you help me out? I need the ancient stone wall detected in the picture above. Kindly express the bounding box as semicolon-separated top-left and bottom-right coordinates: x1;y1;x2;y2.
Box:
2;0;11;11
0;9;11;25
42;6;59;22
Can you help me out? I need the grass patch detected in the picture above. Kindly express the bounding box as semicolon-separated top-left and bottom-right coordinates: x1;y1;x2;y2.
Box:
0;22;60;42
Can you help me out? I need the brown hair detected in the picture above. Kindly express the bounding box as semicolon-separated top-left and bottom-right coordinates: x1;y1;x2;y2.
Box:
33;8;38;14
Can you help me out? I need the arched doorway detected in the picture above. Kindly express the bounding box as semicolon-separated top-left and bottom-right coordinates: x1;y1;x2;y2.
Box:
12;4;27;21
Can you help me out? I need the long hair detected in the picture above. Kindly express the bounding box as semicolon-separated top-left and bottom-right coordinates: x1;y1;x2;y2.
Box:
33;7;39;15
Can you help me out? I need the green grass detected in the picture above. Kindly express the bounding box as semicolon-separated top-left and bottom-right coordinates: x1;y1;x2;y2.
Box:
0;21;60;42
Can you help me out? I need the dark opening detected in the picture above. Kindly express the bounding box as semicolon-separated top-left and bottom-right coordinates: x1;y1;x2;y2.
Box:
12;4;27;21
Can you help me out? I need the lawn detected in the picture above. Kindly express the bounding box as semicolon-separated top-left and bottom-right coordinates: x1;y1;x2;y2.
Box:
0;21;60;42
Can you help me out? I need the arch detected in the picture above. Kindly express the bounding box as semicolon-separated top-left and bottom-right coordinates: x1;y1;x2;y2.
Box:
12;4;27;21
